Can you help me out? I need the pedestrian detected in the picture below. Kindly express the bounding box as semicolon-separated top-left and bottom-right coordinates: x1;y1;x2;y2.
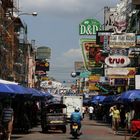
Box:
120;105;126;128
112;105;120;135
109;105;114;127
88;105;94;120
1;102;14;140
82;106;86;119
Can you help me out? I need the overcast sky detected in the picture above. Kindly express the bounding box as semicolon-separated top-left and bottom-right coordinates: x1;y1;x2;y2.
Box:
19;0;119;83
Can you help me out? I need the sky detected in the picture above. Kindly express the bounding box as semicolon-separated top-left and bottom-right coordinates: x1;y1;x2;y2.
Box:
19;0;119;83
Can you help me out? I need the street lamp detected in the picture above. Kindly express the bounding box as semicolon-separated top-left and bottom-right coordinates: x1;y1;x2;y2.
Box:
4;11;38;30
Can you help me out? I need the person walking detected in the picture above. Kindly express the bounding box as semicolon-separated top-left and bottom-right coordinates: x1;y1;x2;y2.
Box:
82;106;86;119
88;105;94;120
1;102;14;140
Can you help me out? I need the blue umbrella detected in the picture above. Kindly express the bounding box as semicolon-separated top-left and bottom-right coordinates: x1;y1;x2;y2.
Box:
6;84;31;95
0;83;15;94
91;95;106;104
117;90;140;102
26;88;43;97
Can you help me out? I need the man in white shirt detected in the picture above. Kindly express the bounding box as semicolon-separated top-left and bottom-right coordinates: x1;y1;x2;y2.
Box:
88;106;94;120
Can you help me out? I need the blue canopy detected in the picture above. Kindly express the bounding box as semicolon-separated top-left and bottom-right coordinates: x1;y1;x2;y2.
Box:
26;88;43;97
91;95;106;104
117;90;140;102
0;83;15;94
40;91;53;98
6;84;31;95
102;95;118;104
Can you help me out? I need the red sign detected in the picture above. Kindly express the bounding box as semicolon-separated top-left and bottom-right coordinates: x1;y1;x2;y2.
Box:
105;55;130;67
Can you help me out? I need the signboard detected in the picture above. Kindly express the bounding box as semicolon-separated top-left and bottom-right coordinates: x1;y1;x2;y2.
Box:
109;33;135;48
36;46;51;59
109;78;128;86
89;75;100;83
35;60;50;72
135;75;140;89
136;34;140;45
80;38;106;71
110;48;128;56
79;19;101;35
88;83;100;91
105;68;136;77
104;4;127;33
105;55;130;67
129;48;140;55
96;31;113;51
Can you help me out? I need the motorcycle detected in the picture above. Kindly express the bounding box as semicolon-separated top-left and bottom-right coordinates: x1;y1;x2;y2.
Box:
71;123;81;139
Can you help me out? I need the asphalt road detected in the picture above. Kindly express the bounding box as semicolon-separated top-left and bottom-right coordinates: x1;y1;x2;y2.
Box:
11;116;131;140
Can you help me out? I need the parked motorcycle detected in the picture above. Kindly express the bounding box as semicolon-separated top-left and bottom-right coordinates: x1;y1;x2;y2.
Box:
71;123;81;139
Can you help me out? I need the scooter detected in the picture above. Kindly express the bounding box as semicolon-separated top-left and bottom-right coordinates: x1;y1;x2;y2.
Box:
71;123;81;139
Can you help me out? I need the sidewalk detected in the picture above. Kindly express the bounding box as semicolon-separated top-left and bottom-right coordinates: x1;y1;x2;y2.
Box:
82;115;131;140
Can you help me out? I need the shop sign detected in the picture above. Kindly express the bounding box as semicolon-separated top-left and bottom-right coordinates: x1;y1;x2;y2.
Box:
109;78;128;86
109;33;135;48
79;19;101;35
105;68;136;76
129;48;140;55
110;48;128;56
88;83;100;91
89;75;100;83
96;31;113;51
35;61;50;72
105;55;130;67
136;34;140;45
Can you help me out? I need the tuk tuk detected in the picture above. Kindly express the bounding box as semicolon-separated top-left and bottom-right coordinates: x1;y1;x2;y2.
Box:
41;103;67;133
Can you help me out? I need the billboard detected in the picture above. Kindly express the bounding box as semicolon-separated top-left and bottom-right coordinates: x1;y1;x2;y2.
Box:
109;33;135;48
35;60;50;72
36;46;51;59
79;19;101;35
80;38;103;71
104;7;127;33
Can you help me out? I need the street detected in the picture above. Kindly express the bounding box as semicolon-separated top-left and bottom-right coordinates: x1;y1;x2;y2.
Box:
11;116;131;140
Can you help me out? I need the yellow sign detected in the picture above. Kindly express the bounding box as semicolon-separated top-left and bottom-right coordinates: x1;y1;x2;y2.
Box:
89;75;100;82
89;83;100;91
41;77;49;81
